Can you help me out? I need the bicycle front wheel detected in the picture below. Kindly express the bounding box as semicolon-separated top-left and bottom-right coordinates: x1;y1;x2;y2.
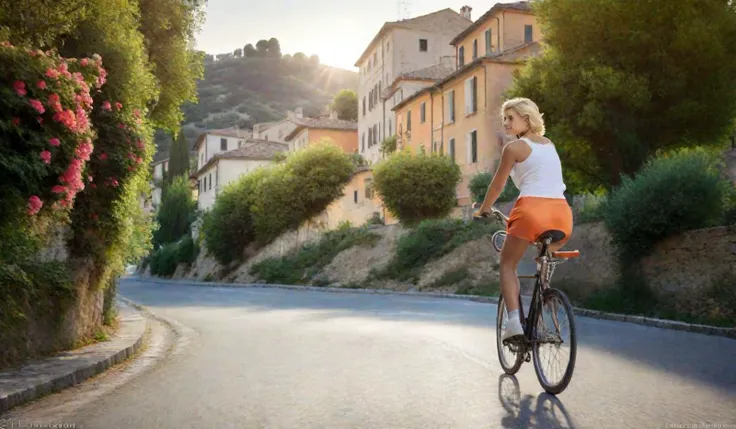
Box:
531;288;577;395
496;294;524;375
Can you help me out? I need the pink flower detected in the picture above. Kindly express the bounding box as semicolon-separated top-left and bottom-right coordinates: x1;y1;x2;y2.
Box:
136;156;142;164
27;196;42;215
51;185;66;194
37;80;47;90
49;137;61;146
40;150;51;164
75;141;93;161
80;58;89;66
45;69;59;79
90;213;98;220
114;101;122;110
118;123;125;129
91;183;97;189
133;109;141;118
102;101;111;111
37;117;44;124
13;81;26;96
12;117;20;126
1;41;12;48
29;99;45;114
136;140;145;150
87;175;93;183
48;93;62;112
99;152;108;161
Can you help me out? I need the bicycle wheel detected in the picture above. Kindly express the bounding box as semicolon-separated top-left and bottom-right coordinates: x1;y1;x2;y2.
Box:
531;288;577;395
496;294;524;375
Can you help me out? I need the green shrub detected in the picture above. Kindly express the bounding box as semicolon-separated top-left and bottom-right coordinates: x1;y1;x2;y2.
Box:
153;175;196;247
455;279;500;297
373;150;461;226
468;171;519;204
203;142;353;265
381;218;501;282
201;171;259;265
604;147;730;262
250;226;380;284
574;193;607;224
149;242;179;277
250;141;354;244
176;234;199;265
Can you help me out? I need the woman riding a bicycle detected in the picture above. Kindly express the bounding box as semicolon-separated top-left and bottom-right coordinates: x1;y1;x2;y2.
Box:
473;97;573;343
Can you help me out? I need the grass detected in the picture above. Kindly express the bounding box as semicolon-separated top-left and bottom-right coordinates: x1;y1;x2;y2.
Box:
250;226;381;285
380;218;501;283
455;279;501;297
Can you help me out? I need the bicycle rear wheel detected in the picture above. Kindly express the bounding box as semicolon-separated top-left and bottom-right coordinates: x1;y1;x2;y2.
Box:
531;288;577;395
496;294;524;375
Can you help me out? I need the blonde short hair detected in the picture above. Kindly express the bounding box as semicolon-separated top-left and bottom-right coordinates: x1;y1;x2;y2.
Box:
501;97;546;136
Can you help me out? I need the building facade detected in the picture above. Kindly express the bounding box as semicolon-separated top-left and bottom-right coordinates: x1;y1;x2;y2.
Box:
355;8;472;164
393;1;541;206
284;114;358;154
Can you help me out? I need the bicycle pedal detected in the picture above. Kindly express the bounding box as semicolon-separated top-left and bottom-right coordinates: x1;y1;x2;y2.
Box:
524;353;531;363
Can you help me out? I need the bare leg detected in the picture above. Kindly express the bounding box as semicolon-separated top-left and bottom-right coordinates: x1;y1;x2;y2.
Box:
499;234;530;312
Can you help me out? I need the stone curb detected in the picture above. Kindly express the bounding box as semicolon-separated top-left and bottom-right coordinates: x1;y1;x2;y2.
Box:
126;276;736;340
0;300;148;414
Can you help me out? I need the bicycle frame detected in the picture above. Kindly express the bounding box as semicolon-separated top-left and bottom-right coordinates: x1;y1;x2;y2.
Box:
478;208;559;347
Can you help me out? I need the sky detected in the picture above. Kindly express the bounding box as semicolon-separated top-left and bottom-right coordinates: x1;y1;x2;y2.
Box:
194;0;504;71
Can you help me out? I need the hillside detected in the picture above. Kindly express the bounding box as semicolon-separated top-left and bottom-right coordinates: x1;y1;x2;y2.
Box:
155;55;358;157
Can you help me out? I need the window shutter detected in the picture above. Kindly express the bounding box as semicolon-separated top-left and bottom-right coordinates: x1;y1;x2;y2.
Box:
449;138;455;160
472;77;478;113
464;79;472;115
465;132;471;164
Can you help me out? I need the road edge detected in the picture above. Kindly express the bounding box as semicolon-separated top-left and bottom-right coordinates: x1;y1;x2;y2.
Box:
0;300;147;414
126;276;736;340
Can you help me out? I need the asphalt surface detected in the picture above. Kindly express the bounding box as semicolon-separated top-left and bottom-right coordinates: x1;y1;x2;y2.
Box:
6;278;736;429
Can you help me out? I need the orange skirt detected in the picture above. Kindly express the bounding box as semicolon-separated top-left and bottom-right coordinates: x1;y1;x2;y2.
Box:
507;197;573;245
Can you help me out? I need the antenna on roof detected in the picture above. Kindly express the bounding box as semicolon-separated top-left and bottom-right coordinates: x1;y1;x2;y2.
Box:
397;0;411;20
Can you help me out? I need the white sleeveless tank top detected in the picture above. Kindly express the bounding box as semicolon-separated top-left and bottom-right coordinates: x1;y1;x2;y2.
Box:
509;137;566;199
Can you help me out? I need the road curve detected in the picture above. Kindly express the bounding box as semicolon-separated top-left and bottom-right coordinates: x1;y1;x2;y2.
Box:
7;278;736;428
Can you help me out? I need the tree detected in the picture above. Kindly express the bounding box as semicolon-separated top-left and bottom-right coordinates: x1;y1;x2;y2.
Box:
309;54;320;67
167;132;190;182
267;37;281;57
509;0;736;190
138;0;205;133
233;48;242;58
468;171;519;204
373;150;462;225
0;0;89;48
244;43;256;57
256;39;268;55
153;175;196;247
293;52;307;61
331;89;358;121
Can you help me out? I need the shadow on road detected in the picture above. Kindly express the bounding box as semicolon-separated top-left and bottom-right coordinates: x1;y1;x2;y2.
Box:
497;374;576;429
119;278;736;394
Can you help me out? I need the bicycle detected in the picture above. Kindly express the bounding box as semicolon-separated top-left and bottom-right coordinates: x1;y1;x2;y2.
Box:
473;206;579;395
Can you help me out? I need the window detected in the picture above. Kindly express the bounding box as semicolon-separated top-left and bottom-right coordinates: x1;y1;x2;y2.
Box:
466;130;478;163
387;41;390;51
473;39;478;60
374;124;378;145
215;169;218;187
458;46;465;67
389;119;392;136
449;138;455;161
464;76;478;115
447;90;455;123
373;52;377;64
354;190;358;203
368;128;373;147
220;138;227;151
208;173;212;190
362;133;365;152
369;90;373;110
525;25;533;43
485;28;493;54
439;141;444;155
420;102;426;123
419;39;428;52
202;176;206;192
363;97;366;116
407;110;412;131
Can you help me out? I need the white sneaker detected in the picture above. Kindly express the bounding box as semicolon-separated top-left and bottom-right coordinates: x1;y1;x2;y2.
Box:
503;316;524;341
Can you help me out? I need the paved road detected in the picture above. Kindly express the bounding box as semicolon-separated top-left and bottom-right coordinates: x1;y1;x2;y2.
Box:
8;278;736;428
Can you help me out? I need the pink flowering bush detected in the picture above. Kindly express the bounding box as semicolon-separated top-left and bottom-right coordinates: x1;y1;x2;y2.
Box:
0;42;105;223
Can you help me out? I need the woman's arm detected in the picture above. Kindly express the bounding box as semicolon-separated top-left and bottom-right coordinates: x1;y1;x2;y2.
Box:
476;143;519;214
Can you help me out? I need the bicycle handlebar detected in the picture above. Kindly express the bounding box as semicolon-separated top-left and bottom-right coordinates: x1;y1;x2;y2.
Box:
471;203;508;225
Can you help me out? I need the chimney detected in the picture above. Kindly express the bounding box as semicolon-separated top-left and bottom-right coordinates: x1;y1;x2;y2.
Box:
460;5;472;21
295;107;303;119
329;110;338;120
